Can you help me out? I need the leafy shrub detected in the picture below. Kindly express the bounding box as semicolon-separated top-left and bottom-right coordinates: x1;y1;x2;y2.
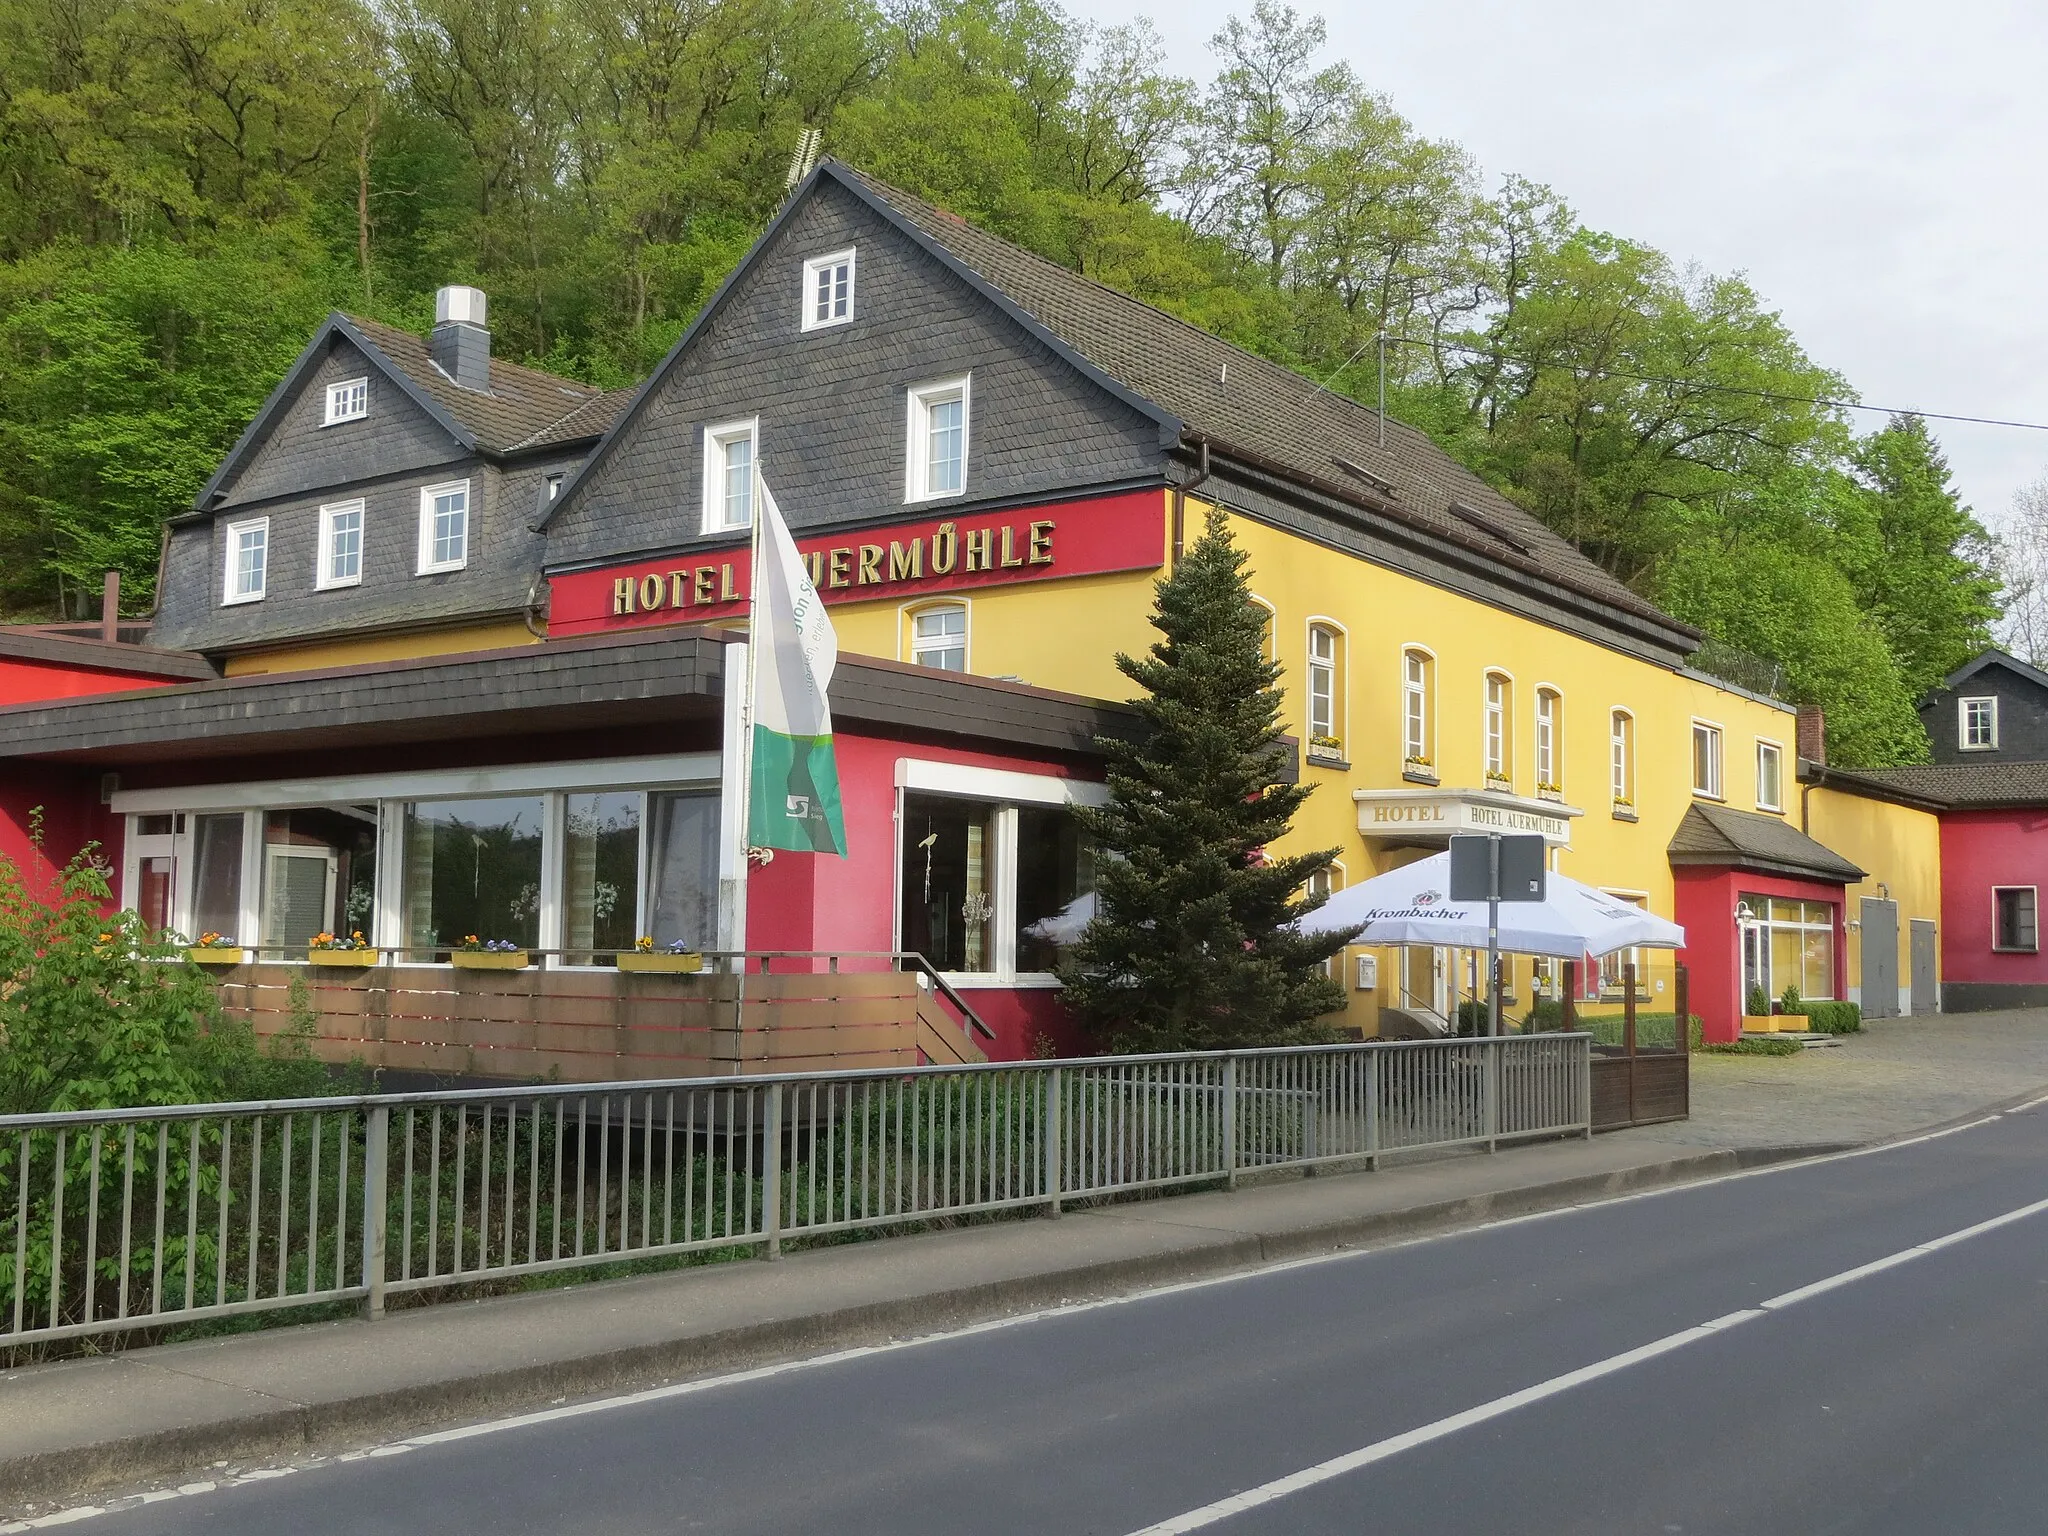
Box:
1699;1035;1803;1057
1778;983;1803;1013
1791;1000;1861;1035
1745;984;1771;1018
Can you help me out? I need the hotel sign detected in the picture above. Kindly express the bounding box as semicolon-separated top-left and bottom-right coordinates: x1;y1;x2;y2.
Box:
548;488;1165;636
1353;788;1581;847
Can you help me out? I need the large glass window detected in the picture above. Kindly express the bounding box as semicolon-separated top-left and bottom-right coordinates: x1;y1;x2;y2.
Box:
900;795;995;972
191;813;245;941
646;791;719;952
1015;805;1094;973
563;792;641;964
401;797;545;957
1740;893;1836;1000
260;806;377;957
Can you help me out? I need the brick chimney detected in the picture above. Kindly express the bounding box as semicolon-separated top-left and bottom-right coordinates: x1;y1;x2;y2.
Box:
1796;705;1826;766
100;570;119;643
429;285;491;392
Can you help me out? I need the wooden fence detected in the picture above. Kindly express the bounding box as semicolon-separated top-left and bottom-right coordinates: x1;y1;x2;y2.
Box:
209;962;986;1083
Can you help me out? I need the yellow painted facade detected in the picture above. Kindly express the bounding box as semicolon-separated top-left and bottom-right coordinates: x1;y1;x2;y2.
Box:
222;620;540;677
1805;786;1943;1005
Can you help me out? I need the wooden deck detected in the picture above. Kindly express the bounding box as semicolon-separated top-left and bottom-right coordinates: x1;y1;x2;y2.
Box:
211;963;987;1083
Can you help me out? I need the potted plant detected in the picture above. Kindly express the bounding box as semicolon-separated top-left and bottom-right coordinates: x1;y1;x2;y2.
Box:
1307;733;1346;764
186;931;246;966
450;935;530;970
1484;771;1513;792
617;936;705;974
308;930;378;966
1742;983;1776;1033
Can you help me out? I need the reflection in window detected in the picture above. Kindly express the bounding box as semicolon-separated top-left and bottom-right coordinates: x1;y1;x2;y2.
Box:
900;794;994;972
564;792;641;964
401;797;545;957
646;791;718;952
1015;805;1093;973
261;806;377;958
1741;893;1835;1000
191;813;245;940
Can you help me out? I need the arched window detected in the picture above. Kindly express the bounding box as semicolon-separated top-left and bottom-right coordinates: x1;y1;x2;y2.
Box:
1535;687;1562;792
909;602;967;671
1402;649;1434;769
1610;709;1635;809
1483;671;1513;784
1248;596;1278;661
1307;623;1344;755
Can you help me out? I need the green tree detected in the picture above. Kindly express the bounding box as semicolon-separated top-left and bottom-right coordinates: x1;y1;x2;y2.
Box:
1058;509;1358;1052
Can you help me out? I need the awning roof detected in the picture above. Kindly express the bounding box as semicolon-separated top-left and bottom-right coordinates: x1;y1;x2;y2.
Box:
1667;802;1865;884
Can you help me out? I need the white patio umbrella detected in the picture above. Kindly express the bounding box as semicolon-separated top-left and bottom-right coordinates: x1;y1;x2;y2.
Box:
1293;851;1684;958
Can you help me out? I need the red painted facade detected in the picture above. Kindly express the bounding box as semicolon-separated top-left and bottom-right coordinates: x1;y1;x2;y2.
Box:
1937;809;2048;990
1673;867;1849;1043
549;488;1165;636
0;656;186;706
745;728;1098;1058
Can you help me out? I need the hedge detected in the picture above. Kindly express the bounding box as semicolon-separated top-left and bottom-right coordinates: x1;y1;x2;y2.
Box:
1791;1000;1862;1034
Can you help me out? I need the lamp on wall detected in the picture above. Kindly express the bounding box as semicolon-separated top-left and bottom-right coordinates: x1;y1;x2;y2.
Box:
1734;900;1755;926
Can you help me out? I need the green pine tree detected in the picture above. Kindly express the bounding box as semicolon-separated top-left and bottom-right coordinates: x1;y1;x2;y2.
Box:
1058;508;1360;1052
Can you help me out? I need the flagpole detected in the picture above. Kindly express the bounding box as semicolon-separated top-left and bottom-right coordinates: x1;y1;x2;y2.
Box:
732;468;768;1035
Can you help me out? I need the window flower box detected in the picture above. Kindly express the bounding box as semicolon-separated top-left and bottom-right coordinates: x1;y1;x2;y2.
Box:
1536;782;1565;803
1401;756;1438;786
1611;798;1639;822
451;950;530;971
1483;773;1513;792
617;952;704;975
1306;734;1348;766
308;932;377;966
187;946;247;966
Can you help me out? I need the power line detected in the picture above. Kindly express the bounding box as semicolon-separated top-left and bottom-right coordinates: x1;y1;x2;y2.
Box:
1332;332;2048;435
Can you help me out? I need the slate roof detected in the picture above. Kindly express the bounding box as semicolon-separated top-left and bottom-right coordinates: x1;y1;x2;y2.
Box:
830;164;1685;638
1808;761;2048;810
0;628;215;681
341;315;638;455
1666;801;1866;883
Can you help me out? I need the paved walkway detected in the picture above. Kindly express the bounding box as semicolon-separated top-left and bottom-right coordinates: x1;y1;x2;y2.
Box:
1625;1009;2048;1152
7;1008;2048;1518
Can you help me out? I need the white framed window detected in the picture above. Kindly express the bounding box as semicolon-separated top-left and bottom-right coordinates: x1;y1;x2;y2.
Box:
417;480;469;574
1692;720;1723;799
317;500;364;590
800;248;855;331
1610;709;1635;807
1960;696;1998;751
701;419;758;532
222;518;269;604
1756;739;1784;812
324;377;368;426
1994;886;2039;953
1403;648;1434;768
906;376;970;502
1307;623;1341;746
910;603;967;671
1535;687;1562;790
1483;671;1512;783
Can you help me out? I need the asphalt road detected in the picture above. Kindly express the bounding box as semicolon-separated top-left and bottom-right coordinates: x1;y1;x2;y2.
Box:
78;1104;2048;1535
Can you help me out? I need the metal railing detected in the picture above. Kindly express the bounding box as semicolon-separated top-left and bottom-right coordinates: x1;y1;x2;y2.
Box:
0;1034;1588;1350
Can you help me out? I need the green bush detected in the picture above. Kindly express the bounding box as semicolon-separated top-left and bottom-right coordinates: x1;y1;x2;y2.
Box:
1791;1000;1862;1035
1699;1035;1803;1057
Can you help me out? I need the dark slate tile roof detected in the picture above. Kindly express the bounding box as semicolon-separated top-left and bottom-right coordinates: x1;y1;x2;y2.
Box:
1667;801;1866;882
345;316;636;455
1814;761;2048;810
833;164;1681;635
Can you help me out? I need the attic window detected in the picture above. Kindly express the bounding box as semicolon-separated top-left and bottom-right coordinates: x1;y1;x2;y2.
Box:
324;377;369;426
1446;499;1532;556
1331;456;1397;498
801;249;855;332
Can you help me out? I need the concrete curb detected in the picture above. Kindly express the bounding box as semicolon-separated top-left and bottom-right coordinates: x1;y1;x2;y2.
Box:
0;1140;1852;1511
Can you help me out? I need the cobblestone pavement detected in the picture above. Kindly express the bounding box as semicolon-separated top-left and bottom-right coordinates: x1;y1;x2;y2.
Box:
1619;1008;2048;1152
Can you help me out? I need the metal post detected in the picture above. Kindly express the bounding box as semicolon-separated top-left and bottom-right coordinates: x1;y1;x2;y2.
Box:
762;1082;783;1260
362;1105;388;1320
1561;960;1578;1034
1043;1066;1063;1218
1624;961;1639;1129
1482;1037;1499;1153
1365;1048;1380;1171
1675;962;1690;1055
1486;835;1501;1037
1222;1055;1239;1191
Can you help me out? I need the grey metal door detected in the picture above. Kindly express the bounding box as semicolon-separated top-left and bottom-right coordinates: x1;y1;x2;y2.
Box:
1910;919;1939;1014
1860;898;1898;1018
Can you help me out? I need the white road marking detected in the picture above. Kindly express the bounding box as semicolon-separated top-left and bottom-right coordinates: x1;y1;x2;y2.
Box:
7;1105;2034;1532
1122;1188;2048;1534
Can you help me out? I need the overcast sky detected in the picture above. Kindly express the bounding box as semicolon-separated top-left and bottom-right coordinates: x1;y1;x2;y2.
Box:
1082;0;2048;535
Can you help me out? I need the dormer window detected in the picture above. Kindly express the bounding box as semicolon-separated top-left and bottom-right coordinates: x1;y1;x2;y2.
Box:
801;249;855;331
324;377;368;425
1960;696;1998;751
